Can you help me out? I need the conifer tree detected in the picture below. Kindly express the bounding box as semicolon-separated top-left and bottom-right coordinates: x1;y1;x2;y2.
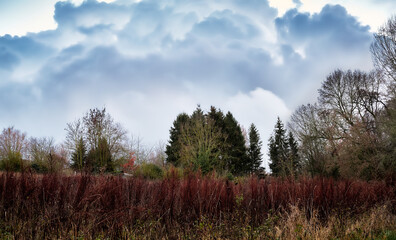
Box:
165;113;190;166
268;117;289;177
248;123;263;173
71;137;87;171
224;112;249;175
287;131;300;176
87;137;113;172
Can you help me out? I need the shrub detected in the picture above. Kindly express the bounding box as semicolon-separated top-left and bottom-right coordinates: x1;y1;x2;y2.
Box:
135;163;163;179
0;152;24;172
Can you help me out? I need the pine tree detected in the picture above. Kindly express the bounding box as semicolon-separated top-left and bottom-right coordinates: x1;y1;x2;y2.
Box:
287;131;300;176
268;117;289;177
97;137;113;172
224;112;249;175
87;137;113;173
165;113;190;166
207;106;228;170
248;123;263;173
71;137;87;171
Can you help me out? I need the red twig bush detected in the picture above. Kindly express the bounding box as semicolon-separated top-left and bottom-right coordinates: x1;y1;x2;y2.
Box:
0;172;395;238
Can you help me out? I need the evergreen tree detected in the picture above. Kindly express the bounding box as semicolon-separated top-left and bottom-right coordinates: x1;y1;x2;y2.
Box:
97;137;113;172
87;137;113;172
71;137;87;171
165;113;190;166
247;123;263;173
268;117;289;177
224;112;249;175
207;106;228;169
287;131;300;176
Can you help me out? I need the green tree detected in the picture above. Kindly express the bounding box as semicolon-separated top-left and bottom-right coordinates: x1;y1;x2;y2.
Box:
166;106;249;175
87;137;113;173
224;112;249;175
178;113;225;174
247;123;263;174
71;137;87;171
268;117;289;177
287;131;299;176
165;112;190;166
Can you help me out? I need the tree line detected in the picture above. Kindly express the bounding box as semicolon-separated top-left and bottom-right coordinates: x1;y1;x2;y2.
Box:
0;106;263;177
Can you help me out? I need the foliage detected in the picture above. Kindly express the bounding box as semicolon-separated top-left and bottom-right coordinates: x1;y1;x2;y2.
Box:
223;111;249;175
166;106;252;175
86;137;113;173
0;127;27;172
165;112;189;167
134;163;163;179
269;118;300;177
122;152;137;173
70;137;87;171
65;107;128;172
247;123;263;174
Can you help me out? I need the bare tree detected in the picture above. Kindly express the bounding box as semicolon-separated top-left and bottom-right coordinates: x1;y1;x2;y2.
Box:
0;127;27;171
371;16;396;82
29;136;66;173
65;108;128;164
319;70;387;133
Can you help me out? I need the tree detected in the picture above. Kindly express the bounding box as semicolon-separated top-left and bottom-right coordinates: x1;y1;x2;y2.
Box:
289;103;340;177
29;137;53;173
223;112;249;175
287;131;299;176
0;127;27;171
165;106;248;175
318;69;386;132
165;112;189;166
268;117;289;177
371;16;396;82
87;137;113;172
178;110;226;174
247;123;263;174
70;137;87;171
65;107;128;172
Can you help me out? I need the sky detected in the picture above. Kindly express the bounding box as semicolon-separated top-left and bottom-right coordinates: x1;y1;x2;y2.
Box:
0;0;394;168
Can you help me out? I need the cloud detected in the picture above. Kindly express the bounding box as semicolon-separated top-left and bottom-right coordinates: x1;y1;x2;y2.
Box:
0;0;376;166
0;47;20;70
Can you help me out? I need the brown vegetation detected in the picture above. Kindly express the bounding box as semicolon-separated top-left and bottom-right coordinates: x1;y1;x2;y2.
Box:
0;172;395;239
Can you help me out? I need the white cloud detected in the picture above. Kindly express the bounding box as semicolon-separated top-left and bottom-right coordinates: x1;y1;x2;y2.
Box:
0;0;380;168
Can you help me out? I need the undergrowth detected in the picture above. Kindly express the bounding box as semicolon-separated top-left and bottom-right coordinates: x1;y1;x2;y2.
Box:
0;172;395;239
